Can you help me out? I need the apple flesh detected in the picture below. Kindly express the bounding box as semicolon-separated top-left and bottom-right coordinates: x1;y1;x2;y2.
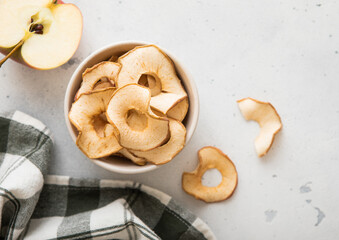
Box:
0;0;82;70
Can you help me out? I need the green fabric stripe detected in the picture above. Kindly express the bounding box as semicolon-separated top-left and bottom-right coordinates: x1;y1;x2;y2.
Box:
153;207;189;240
167;199;196;224
129;191;166;229
6;121;51;174
32;182;209;240
32;185;69;218
0;188;21;240
178;225;208;240
65;187;100;217
0;117;10;153
126;183;141;239
49;221;157;240
57;211;92;239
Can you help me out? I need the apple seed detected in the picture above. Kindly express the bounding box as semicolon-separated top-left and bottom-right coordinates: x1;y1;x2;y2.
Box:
34;24;43;31
29;24;44;34
35;30;43;34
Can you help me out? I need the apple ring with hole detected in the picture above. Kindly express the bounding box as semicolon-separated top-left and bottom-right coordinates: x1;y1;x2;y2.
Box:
104;126;147;166
0;0;83;69
97;120;148;166
68;88;122;158
237;97;282;157
106;84;170;151
116;45;188;118
182;147;238;203
130;119;186;165
75;61;120;100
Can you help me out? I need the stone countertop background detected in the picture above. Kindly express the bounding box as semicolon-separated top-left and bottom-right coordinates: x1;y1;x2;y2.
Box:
1;0;339;239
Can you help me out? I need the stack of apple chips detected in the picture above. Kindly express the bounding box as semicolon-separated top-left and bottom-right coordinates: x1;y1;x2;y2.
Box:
69;45;189;166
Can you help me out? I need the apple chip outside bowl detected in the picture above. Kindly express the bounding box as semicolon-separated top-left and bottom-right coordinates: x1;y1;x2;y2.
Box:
64;41;199;174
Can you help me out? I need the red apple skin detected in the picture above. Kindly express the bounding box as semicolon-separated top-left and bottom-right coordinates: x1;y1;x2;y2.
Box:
0;46;27;66
0;0;83;70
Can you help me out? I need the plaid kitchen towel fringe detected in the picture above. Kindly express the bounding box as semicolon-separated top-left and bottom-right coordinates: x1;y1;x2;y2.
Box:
0;111;216;240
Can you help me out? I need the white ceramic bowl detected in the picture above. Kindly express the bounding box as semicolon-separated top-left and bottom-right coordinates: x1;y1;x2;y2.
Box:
64;41;199;174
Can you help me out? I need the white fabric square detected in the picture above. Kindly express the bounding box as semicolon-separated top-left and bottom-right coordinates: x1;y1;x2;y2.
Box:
90;199;155;240
100;179;135;189
12;111;47;133
24;217;63;240
141;185;171;206
0;153;22;181
90;199;129;230
192;218;216;240
45;175;70;186
0;156;43;199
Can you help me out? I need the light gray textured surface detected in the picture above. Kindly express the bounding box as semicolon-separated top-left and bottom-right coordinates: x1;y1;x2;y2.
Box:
1;0;339;239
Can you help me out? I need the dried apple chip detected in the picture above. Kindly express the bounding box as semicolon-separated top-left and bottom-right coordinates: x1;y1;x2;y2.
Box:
106;84;169;151
76;124;121;159
92;79;114;91
69;88;122;158
108;55;119;62
167;97;189;122
116;45;187;115
237;97;282;157
118;148;147;166
130;119;186;165
182;147;238;203
75;61;120;99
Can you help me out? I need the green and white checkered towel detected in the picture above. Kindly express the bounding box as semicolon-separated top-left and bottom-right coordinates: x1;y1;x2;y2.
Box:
0;111;215;240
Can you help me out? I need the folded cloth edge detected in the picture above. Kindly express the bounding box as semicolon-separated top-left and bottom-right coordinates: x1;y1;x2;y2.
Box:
29;175;217;240
0;111;216;240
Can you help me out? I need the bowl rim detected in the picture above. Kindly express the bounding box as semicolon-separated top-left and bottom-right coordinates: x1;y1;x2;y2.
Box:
64;40;199;174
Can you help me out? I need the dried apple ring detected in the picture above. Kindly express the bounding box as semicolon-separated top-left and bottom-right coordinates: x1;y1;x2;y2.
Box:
237;97;282;157
116;45;187;115
182;147;238;203
106;84;169;151
69;88;122;158
75;61;120;100
108;55;119;62
118;148;147;166
167;97;189;122
130;119;186;165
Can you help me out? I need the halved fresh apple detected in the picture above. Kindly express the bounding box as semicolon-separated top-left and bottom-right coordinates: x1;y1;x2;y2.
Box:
106;84;169;151
237;97;282;157
0;0;83;69
69;88;121;158
75;61;120;100
116;45;187;115
130;119;186;165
